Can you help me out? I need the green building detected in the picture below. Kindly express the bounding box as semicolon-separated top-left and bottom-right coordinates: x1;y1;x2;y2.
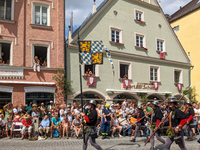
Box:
66;0;192;105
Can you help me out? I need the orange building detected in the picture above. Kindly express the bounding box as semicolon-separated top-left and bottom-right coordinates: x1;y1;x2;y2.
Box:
0;0;64;106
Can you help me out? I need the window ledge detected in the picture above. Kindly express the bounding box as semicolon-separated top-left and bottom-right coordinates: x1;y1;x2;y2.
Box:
134;19;145;24
30;24;52;29
119;78;132;81
156;50;167;54
174;83;183;85
109;41;124;46
0;19;15;24
149;81;161;83
82;75;99;79
135;46;148;51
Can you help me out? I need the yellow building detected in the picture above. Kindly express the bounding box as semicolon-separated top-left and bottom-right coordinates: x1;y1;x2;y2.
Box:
169;0;200;102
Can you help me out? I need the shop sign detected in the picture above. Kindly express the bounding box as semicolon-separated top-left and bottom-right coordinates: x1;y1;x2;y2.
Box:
0;68;23;79
130;82;154;90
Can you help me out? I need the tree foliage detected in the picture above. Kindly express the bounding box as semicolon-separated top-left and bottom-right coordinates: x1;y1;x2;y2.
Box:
138;93;148;104
52;69;73;98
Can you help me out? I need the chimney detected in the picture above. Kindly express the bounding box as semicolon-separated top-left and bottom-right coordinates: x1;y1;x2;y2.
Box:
70;11;73;33
93;0;97;14
68;26;72;44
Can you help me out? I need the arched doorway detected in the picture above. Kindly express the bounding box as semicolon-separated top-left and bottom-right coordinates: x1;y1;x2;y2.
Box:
147;95;163;102
0;92;12;106
113;94;137;104
74;92;104;105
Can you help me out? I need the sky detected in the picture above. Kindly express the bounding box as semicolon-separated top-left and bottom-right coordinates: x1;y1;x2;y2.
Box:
65;0;191;37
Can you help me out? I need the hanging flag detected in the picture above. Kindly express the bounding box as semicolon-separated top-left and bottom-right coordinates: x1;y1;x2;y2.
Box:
91;53;103;64
80;53;91;64
79;41;91;53
123;79;130;88
87;76;96;86
104;46;114;72
91;41;104;53
153;82;159;90
160;51;165;59
177;83;182;91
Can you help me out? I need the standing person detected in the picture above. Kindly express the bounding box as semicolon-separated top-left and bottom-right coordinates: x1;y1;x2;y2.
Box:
47;101;54;121
101;103;111;139
163;97;187;150
149;101;165;150
81;100;103;150
130;105;148;142
182;101;195;141
3;102;13;119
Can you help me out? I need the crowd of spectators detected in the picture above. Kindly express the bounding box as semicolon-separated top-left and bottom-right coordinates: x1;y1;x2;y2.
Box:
0;98;200;140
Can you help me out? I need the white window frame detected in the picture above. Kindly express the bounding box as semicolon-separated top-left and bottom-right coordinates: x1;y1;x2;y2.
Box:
109;26;123;43
156;38;166;52
32;2;50;26
31;43;50;68
149;65;160;82
82;64;99;77
135;32;146;48
0;0;14;20
174;69;183;84
0;39;13;66
118;60;132;80
134;9;144;21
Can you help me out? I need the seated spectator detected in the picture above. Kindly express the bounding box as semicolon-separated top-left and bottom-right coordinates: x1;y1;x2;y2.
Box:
88;70;93;76
0;115;6;137
39;115;50;139
111;113;122;138
118;112;132;137
72;114;82;139
62;117;70;139
51;112;62;138
65;110;72;126
21;114;33;140
52;106;59;118
0;58;5;64
13;115;21;129
72;106;80;116
31;104;40;118
38;103;47;121
6;117;13;139
0;105;4;117
26;102;32;111
13;105;22;118
33;56;40;72
3;102;13;119
123;74;128;79
60;105;65;122
42;59;47;67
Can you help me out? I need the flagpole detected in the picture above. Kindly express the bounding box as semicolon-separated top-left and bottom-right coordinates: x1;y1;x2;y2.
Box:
78;30;85;143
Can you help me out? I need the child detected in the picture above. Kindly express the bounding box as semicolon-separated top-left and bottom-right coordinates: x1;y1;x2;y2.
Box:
6;117;13;139
0;115;6;137
62;117;70;139
13;115;21;129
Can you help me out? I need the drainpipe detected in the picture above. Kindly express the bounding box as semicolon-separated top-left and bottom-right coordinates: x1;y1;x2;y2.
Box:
188;52;194;101
64;0;67;103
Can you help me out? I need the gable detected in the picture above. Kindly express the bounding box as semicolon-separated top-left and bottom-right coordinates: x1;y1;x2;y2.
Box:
70;0;191;65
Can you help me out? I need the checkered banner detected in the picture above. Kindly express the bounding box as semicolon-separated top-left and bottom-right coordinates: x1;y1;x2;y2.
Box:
79;41;114;72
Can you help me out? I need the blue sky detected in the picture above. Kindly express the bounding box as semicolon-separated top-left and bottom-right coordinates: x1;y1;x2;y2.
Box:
65;0;191;38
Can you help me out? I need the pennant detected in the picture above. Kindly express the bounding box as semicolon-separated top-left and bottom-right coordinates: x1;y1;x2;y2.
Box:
87;76;96;86
153;82;159;90
160;51;165;59
104;46;115;72
123;79;130;88
177;83;182;91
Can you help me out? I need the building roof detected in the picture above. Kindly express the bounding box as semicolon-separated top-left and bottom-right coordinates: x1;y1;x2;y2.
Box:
169;0;200;22
71;0;110;39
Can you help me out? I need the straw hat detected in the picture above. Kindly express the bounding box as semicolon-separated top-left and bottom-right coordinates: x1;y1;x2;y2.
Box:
23;114;30;119
32;104;37;107
119;112;123;116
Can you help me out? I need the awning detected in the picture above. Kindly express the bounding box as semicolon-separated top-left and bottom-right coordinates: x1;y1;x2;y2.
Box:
106;89;172;94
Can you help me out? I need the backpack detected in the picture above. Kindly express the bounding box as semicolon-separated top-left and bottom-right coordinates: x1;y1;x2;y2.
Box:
53;129;59;137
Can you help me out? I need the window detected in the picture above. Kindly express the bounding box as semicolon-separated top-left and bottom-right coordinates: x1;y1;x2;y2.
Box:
174;69;182;83
157;39;164;52
0;43;10;65
111;29;120;43
0;92;12;106
136;34;144;47
136;11;142;21
33;3;50;26
84;64;95;76
150;66;159;81
119;61;132;79
32;44;50;68
0;0;12;20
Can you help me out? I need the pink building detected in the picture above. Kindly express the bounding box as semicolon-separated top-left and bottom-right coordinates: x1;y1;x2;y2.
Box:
0;0;64;106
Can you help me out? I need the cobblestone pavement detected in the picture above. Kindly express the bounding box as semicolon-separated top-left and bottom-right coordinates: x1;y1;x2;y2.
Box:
0;136;199;150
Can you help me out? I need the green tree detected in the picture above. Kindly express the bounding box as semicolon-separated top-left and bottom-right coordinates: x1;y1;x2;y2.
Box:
52;69;73;99
183;86;198;103
164;93;172;99
138;93;148;104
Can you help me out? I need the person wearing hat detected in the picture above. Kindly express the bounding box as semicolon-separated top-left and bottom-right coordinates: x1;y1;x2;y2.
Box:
21;114;33;140
101;103;111;139
130;105;147;142
118;112;132;137
163;97;187;150
81;100;103;150
182;100;195;141
110;104;116;115
149;101;165;150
